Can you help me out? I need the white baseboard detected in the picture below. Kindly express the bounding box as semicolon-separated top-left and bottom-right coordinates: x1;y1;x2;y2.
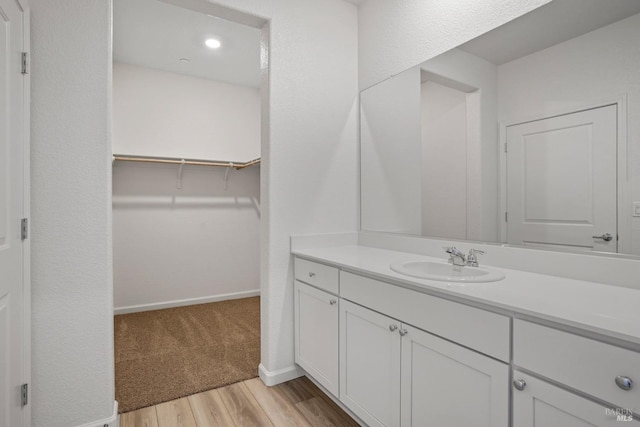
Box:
75;401;119;427
114;290;260;315
258;363;304;386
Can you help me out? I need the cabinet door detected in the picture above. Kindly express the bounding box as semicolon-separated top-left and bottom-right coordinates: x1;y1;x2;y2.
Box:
294;281;339;396
400;324;509;427
340;299;401;427
513;372;625;427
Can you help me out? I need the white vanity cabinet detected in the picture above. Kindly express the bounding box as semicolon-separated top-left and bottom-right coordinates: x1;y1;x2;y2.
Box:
512;319;640;426
400;324;509;427
294;259;340;396
338;273;510;427
340;299;401;427
292;248;640;427
512;372;624;427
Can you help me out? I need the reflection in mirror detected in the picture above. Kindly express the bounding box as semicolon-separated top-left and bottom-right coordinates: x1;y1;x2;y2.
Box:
360;0;640;256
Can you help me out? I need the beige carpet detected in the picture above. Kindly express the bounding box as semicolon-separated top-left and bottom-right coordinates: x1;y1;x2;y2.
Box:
114;297;260;413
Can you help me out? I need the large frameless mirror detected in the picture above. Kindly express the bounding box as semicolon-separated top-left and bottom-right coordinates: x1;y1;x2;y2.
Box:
360;0;640;257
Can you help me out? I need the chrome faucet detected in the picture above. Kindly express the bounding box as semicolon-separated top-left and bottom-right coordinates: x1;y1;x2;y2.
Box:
466;249;485;267
444;247;485;267
444;247;466;266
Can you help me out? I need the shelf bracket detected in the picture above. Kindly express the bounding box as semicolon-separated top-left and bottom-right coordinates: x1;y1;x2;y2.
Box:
224;162;233;190
177;159;186;189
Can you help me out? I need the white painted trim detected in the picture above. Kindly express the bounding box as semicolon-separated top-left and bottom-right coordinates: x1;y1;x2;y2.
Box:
498;95;630;254
498;123;507;243
114;290;260;315
258;363;304;386
75;401;119;427
20;5;31;427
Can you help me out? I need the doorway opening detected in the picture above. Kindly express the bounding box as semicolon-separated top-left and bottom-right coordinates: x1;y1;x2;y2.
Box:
111;0;265;414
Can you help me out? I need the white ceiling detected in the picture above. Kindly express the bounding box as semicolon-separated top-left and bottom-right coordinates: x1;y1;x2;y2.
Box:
459;0;640;65
113;0;261;88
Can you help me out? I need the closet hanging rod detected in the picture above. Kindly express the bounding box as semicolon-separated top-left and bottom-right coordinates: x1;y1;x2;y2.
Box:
112;155;261;170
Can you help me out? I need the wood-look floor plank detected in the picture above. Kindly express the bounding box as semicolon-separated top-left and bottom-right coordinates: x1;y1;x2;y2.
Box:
121;377;357;427
296;396;357;427
188;388;236;427
156;397;197;427
244;377;313;427
217;382;274;427
276;377;317;404
120;406;159;427
297;377;360;427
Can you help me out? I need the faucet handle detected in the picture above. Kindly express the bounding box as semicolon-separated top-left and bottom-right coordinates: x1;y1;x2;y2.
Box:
466;249;485;267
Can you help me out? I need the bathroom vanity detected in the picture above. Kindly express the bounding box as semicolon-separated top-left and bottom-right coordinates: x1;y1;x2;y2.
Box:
292;244;640;427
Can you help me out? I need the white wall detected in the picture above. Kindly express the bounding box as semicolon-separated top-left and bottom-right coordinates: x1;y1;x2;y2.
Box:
497;12;640;255
113;62;260;161
421;81;467;239
112;63;261;311
30;0;115;426
361;67;422;234
112;163;260;311
358;0;552;90
420;48;498;242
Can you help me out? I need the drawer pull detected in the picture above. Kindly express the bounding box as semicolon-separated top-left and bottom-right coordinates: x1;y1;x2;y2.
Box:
329;299;337;305
513;379;526;391
389;324;398;332
399;328;408;336
308;272;316;278
615;376;633;391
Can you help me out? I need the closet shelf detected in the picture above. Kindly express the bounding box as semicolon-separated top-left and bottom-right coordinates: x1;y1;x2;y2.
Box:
112;154;261;170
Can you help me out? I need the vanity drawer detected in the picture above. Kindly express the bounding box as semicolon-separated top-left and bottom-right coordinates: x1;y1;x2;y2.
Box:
294;257;339;295
340;271;510;361
513;319;640;410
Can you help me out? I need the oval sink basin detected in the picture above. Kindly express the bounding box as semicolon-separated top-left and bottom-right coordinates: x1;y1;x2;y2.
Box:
390;261;505;283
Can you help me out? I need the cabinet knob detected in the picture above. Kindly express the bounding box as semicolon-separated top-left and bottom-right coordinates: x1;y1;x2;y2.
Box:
399;328;408;336
308;272;316;278
329;299;337;305
389;324;398;332
513;379;526;391
615;376;633;391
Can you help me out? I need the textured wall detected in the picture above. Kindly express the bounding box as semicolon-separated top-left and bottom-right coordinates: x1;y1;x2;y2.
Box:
361;67;422;234
358;0;551;90
113;62;261;161
420;48;499;242
113;163;260;311
30;0;115;426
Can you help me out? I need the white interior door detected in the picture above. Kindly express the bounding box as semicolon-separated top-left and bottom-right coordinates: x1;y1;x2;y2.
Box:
506;105;617;252
0;0;27;426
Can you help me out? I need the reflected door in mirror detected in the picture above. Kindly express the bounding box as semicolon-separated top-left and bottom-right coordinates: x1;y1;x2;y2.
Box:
506;105;617;252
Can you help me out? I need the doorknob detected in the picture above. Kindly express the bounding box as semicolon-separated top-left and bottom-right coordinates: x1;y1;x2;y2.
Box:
592;233;613;242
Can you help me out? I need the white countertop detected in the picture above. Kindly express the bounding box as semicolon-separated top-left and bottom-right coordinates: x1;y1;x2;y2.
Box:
292;245;640;346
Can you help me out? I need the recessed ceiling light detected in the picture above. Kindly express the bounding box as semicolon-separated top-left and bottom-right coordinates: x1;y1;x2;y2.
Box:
205;38;221;49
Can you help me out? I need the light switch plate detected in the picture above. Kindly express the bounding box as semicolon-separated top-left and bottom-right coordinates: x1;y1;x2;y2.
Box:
634;202;640;217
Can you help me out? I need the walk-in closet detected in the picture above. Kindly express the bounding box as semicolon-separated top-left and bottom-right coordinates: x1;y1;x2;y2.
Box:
111;0;262;415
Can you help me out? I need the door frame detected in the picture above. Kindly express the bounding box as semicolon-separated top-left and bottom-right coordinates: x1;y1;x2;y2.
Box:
19;1;31;425
498;95;629;254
